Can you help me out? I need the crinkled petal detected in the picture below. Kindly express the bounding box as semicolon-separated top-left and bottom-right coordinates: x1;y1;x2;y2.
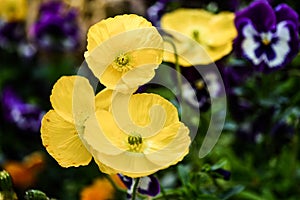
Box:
85;27;163;92
83;110;189;178
84;111;156;173
145;122;190;166
110;93;179;137
128;93;178;130
87;14;152;52
50;76;95;125
41;110;92;167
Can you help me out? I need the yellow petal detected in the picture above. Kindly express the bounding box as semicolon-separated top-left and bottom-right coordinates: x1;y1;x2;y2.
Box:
82;95;190;178
163;33;212;66
92;151;161;178
99;65;124;91
161;9;213;35
161;9;236;66
41;110;92;167
0;0;28;21
87;121;191;177
85;16;163;92
145;122;190;166
94;159;118;175
109;92;178;137
205;12;237;46
82;113;125;155
205;43;234;62
95;88;113;111
129;93;179;128
50;76;95;125
87;14;152;52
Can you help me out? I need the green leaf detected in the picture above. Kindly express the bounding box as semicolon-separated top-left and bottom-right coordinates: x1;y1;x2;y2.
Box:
220;185;245;200
211;159;228;171
177;164;190;186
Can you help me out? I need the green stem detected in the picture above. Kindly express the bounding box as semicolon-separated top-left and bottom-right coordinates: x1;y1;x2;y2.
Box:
131;178;140;200
159;184;168;200
163;36;183;101
104;175;127;194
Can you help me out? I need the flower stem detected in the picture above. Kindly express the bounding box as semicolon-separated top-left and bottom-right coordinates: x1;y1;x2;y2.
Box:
131;178;140;200
104;175;127;194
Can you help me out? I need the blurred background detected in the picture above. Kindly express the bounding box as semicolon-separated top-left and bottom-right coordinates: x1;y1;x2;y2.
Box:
1;0;300;199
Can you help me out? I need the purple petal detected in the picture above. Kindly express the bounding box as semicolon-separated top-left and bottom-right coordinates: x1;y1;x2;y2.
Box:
137;175;160;197
235;0;276;32
275;3;299;27
147;2;166;27
212;168;231;181
1;87;44;132
117;174;133;189
30;0;80;51
117;174;160;197
39;1;63;14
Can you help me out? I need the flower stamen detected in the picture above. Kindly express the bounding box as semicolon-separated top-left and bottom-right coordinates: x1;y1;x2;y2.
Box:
127;134;143;152
192;30;200;42
113;54;132;72
261;33;271;46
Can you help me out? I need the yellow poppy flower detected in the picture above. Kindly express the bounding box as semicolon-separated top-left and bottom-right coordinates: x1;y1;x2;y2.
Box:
0;0;27;21
161;8;237;66
41;76;95;168
84;14;163;93
81;93;191;178
41;76;119;174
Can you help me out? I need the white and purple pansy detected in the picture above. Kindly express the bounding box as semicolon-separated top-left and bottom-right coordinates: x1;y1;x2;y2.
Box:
234;0;299;72
118;174;160;198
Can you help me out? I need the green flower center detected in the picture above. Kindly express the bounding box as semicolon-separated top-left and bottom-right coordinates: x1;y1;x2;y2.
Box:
113;53;132;72
127;134;143;152
192;30;200;42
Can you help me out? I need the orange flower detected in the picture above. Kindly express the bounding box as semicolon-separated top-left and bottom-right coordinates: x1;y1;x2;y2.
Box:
3;152;45;189
80;175;126;200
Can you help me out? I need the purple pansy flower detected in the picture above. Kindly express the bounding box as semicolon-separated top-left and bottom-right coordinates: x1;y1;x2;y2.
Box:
234;0;299;72
211;168;231;181
30;0;80;51
118;174;160;198
0;21;24;52
147;0;172;27
1;87;44;132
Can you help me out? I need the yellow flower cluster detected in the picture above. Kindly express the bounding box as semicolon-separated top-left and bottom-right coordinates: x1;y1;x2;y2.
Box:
41;14;191;178
161;8;237;66
0;0;27;21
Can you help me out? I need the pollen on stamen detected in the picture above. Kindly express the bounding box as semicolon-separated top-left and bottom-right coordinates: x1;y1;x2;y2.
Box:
127;134;143;152
112;53;132;72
